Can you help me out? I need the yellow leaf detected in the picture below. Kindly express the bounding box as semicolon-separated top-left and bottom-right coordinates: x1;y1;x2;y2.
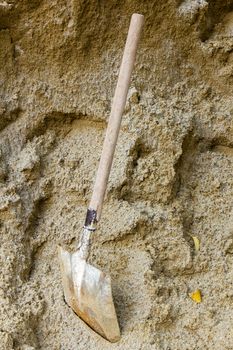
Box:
191;236;200;251
189;289;202;303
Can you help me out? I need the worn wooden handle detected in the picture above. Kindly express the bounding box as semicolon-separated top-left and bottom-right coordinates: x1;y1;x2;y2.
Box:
89;13;144;220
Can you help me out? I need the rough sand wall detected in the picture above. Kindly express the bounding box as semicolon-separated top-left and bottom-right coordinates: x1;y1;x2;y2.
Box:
0;0;233;349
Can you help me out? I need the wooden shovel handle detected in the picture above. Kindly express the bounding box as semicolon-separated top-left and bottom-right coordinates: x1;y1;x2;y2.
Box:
89;13;144;220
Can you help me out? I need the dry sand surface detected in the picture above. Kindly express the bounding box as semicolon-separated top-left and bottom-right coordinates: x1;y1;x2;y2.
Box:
0;0;233;349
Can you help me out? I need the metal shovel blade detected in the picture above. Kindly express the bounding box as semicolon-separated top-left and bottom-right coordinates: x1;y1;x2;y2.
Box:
58;246;120;343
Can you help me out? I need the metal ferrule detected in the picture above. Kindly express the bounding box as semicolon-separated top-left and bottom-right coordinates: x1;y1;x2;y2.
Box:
77;208;98;259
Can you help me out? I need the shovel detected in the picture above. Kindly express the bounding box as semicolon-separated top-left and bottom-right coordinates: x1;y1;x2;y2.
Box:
58;13;144;343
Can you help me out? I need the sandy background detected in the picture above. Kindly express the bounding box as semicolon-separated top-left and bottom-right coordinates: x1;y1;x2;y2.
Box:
0;0;233;349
